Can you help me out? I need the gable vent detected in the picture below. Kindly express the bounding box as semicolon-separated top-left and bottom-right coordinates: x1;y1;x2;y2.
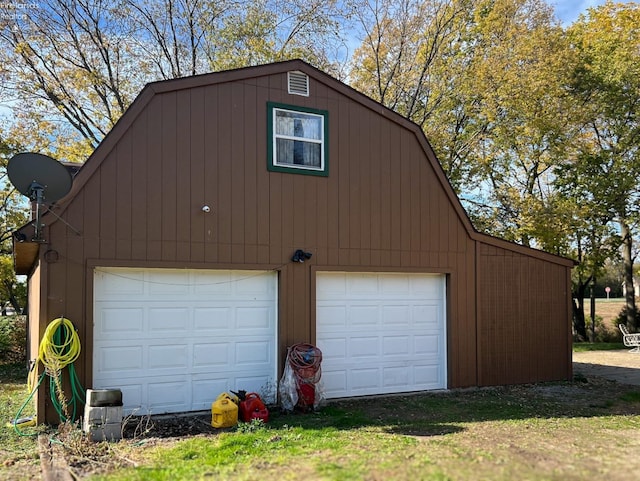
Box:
288;71;309;96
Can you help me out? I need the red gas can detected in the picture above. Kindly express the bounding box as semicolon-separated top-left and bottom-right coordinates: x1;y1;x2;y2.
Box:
239;393;269;423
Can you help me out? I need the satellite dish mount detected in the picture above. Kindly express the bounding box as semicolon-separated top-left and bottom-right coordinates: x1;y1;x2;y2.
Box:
7;153;73;242
28;181;46;241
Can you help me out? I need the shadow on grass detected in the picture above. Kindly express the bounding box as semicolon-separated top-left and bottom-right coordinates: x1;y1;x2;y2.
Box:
125;378;640;441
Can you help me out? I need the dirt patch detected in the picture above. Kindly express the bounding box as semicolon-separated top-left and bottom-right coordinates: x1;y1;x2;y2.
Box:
11;375;640;481
121;411;215;439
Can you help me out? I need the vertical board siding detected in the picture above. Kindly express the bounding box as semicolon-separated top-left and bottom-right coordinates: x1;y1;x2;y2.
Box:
115;130;133;260
160;91;177;261
190;87;206;261
176;88;192;262
131;107;148;260
146;96;163;259
39;66;571;417
98;152;117;259
477;243;571;386
217;83;232;258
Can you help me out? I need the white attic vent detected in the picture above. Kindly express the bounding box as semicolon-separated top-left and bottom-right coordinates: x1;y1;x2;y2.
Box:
288;71;309;96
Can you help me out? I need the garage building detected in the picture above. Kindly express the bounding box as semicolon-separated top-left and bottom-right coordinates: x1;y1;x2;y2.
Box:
13;60;574;422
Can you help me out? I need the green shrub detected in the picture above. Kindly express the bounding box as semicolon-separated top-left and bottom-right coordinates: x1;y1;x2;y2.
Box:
584;315;620;343
615;305;640;330
0;315;27;364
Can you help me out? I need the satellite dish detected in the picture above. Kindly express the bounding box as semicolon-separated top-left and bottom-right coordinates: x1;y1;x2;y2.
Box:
7;152;73;241
8;153;72;202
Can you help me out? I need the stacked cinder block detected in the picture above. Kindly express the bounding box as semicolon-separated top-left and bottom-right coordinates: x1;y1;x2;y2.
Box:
82;389;123;442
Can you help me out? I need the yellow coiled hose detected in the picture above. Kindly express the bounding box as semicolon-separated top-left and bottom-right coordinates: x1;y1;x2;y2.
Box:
18;317;85;432
39;317;81;372
28;317;81;391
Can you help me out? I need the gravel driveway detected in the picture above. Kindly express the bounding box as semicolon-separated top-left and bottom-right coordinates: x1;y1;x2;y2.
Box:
573;349;640;386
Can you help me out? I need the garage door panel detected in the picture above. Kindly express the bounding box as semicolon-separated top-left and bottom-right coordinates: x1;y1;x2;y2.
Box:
148;272;190;296
96;307;144;335
414;364;442;386
234;374;272;393
193;271;234;294
97;345;143;373
351;368;380;390
348;273;378;294
235;340;272;365
380;275;410;293
350;336;379;357
94;268;277;414
413;304;441;325
193;307;231;330
316;305;347;327
192;377;229;410
236;306;273;329
318;338;347;359
382;366;410;387
192;343;230;367
410;276;443;298
94;270;144;298
236;275;276;295
415;335;441;355
317;272;446;398
148;307;190;331
322;371;347;396
148;344;188;369
148;380;189;411
382;305;410;325
383;336;410;356
350;305;380;325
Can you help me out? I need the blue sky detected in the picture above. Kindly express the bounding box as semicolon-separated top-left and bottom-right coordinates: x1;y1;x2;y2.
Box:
545;0;608;24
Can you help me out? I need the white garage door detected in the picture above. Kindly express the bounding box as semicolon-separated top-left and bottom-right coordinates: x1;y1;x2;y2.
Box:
93;268;277;415
316;272;446;398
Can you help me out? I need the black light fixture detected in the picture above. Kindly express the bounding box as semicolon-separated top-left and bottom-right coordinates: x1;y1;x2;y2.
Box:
291;249;312;263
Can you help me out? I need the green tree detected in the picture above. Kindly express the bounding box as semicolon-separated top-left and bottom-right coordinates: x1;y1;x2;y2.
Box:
349;0;482;190
0;136;29;313
567;1;640;329
0;0;140;159
0;0;350;158
465;0;575;246
349;0;574;248
0;0;350;307
554;154;620;340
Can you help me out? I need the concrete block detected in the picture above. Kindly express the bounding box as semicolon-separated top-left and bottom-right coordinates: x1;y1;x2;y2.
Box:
86;389;122;407
84;423;122;442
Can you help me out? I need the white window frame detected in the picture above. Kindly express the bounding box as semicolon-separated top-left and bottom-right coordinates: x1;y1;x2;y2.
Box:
267;102;329;177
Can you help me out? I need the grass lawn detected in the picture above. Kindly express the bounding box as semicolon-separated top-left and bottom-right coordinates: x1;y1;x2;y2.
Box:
0;363;42;481
3;371;640;481
573;342;625;352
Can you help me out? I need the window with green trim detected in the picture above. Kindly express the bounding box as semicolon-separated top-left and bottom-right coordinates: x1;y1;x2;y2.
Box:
267;102;328;176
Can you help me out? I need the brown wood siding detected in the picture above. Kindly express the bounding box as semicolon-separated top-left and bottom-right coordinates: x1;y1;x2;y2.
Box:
31;63;572;421
476;243;572;385
27;264;42;418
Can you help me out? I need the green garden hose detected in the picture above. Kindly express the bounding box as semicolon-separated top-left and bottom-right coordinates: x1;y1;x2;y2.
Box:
13;317;86;435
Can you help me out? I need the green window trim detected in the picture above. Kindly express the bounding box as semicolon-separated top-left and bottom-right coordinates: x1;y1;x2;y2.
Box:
267;102;329;177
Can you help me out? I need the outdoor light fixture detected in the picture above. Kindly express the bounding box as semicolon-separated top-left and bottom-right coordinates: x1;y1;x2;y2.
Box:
291;249;312;263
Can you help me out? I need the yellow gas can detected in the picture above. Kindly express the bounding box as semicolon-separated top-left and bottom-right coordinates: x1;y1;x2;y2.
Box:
211;392;239;428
